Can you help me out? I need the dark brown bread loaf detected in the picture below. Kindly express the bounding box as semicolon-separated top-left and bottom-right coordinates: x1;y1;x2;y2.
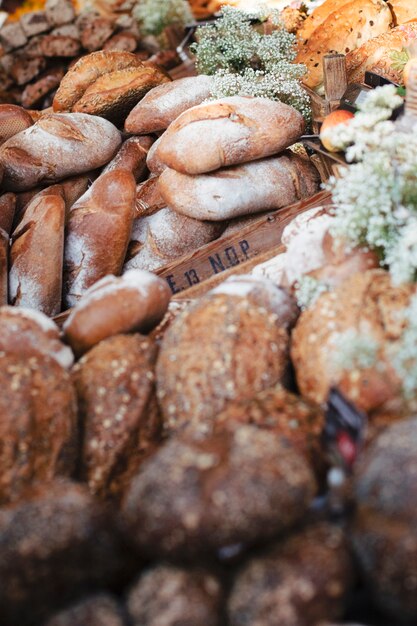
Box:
9;185;66;316
156;276;298;428
44;594;126;626
20;66;65;109
123;425;316;559
63;169;136;308
72;334;161;500
135;176;166;217
0;481;135;626
127;565;222;626
0;104;33;146
0;352;77;506
228;523;353;626
102;135;154;183
0;113;121;192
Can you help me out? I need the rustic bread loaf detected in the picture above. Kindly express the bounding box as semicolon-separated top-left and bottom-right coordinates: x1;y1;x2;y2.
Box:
53;50;144;112
9;185;66;316
156;276;298;426
72;333;161;500
158;152;320;221
0;306;74;369
146;136;167;174
123;424;316;559
135;175;166;217
0;192;16;234
296;0;392;90
45;594;126;626
154;96;305;174
0;104;33;146
102;135;154;182
0;112;121;192
297;0;352;43
124;207;224;272
389;0;417;25
63;269;171;356
0;352;77;506
125;75;214;135
63;169;136;308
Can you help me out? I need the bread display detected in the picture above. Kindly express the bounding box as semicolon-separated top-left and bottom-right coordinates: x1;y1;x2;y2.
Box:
44;594;126;626
63;169;136;308
0;112;121;191
153;96;305;175
158;152;320;221
122;424;316;559
63;269;171;356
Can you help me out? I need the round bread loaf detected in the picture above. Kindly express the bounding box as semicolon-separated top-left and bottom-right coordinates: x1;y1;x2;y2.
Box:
122;424;316;558
0;352;77;505
127;565;222;626
291;269;414;411
0;306;74;369
0;113;121;192
156;275;298;428
153;96;305;175
228;523;353;626
125;75;214;135
63;269;171;356
351;418;417;621
73;333;161;500
0;104;33;146
45;594;126;626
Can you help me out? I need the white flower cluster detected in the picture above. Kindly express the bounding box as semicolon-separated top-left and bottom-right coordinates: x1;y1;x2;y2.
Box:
330;329;379;372
392;294;417;397
133;0;193;36
294;276;329;310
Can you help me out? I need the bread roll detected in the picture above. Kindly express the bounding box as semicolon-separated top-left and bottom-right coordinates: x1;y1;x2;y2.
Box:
63;269;171;356
0;113;121;192
154;96;305;175
124;207;224;272
10;185;66;316
63;169;136;308
125;75;213;135
146;136;167;175
53;50;144;112
44;595;126;626
0;104;33;146
296;0;392;90
102;135;154;182
158;152;320;221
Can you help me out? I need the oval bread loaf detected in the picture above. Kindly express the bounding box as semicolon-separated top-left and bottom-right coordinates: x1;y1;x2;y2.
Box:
0;112;121;192
153;96;305;175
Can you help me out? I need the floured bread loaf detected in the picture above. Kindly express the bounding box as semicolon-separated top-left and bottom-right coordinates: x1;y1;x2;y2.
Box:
154;96;305;175
146;136;167;175
158;152;320;221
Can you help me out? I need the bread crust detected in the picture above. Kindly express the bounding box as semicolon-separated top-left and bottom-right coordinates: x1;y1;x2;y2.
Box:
0;104;33;146
102;135;154;183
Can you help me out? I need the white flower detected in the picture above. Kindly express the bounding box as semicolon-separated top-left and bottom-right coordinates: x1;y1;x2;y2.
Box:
330;329;379;371
294;276;329;310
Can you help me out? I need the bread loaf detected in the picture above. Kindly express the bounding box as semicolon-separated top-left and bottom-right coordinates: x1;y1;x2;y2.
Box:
124;207;225;272
63;169;136;308
158;152;320;221
0;192;16;234
63;269;171;356
389;0;417;25
102;135;154;182
0;228;8;306
0;104;33;146
44;595;126;626
154;96;305;175
10;185;65;316
0;112;121;192
297;0;352;43
125;75;213;135
146;136;167;175
135;175;166;217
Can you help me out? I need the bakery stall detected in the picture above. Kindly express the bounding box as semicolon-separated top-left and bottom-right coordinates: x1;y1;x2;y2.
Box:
0;1;417;625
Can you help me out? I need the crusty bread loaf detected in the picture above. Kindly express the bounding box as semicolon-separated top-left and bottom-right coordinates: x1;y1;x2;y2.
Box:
346;22;417;85
154;96;305;175
102;135;154;182
63;269;171;356
63;169;136;308
53;50;144;112
0;113;121;192
60;173;93;212
0;192;16;234
125;75;213;135
0;104;33;146
10;185;66;316
146;136;167;175
124;207;225;272
297;0;352;43
158;152;320;221
296;0;392;90
135;176;166;217
389;0;417;25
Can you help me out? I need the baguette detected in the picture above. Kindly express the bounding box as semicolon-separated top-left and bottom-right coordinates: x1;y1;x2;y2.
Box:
0;113;121;192
125;75;213;135
158;152;320;221
63;169;136;308
9;185;66;316
153;96;305;175
102;136;154;182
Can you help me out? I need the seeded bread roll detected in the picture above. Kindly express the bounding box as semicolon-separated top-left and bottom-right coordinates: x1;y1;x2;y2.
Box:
63;270;171;356
9;185;65;316
154;96;305;175
123;425;316;559
102;135;154;182
45;594;126;626
0;306;73;369
63;169;136;308
158;152;320;221
127;565;222;626
0;113;121;192
73;334;161;500
297;0;352;43
228;523;353;626
156;275;298;426
125;75;214;135
0;104;33;146
0;352;77;506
